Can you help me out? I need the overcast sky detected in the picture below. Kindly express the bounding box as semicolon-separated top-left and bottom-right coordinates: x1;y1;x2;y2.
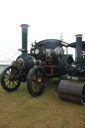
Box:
0;0;85;61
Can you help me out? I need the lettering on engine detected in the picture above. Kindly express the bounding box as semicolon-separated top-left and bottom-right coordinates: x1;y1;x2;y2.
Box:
67;76;78;80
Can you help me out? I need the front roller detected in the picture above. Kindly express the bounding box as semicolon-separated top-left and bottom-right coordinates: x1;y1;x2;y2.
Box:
58;80;85;104
1;66;21;92
27;66;46;97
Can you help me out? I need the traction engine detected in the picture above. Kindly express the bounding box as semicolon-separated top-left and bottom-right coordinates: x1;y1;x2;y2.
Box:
58;34;85;104
1;24;73;96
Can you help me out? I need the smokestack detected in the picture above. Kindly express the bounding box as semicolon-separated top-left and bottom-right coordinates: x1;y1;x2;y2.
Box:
20;24;29;52
75;34;83;62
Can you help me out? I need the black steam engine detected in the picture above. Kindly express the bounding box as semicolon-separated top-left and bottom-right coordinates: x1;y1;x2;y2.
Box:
58;35;85;104
1;24;73;97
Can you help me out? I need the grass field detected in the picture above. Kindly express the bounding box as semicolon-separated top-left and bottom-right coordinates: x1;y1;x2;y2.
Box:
0;78;85;128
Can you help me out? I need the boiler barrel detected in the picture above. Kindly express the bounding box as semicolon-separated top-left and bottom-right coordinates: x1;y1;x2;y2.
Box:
58;80;85;104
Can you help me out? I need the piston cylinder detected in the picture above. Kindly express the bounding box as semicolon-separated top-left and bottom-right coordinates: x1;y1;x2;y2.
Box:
58;80;85;104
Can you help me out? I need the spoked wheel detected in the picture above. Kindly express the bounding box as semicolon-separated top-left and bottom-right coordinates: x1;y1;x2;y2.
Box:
1;66;21;92
27;66;46;97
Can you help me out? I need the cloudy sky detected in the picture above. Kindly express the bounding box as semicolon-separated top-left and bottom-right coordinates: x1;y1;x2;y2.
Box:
0;0;85;62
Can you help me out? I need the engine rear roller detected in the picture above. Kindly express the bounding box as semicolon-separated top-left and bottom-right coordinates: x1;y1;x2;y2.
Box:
58;80;85;104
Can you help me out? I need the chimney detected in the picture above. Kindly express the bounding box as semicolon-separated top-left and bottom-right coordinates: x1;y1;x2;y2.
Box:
75;34;83;62
20;24;29;52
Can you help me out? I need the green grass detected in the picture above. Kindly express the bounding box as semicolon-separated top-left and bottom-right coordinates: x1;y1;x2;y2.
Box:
0;78;85;128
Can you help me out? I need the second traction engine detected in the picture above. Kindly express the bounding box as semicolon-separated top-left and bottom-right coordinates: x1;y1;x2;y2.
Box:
58;35;85;104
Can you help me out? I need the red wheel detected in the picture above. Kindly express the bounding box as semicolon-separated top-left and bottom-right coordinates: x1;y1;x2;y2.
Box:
27;66;46;97
1;66;21;92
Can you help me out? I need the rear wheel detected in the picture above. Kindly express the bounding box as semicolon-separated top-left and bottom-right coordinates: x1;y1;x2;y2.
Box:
1;66;21;92
27;66;46;97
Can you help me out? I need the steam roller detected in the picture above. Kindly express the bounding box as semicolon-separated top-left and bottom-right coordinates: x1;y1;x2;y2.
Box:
58;34;85;104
